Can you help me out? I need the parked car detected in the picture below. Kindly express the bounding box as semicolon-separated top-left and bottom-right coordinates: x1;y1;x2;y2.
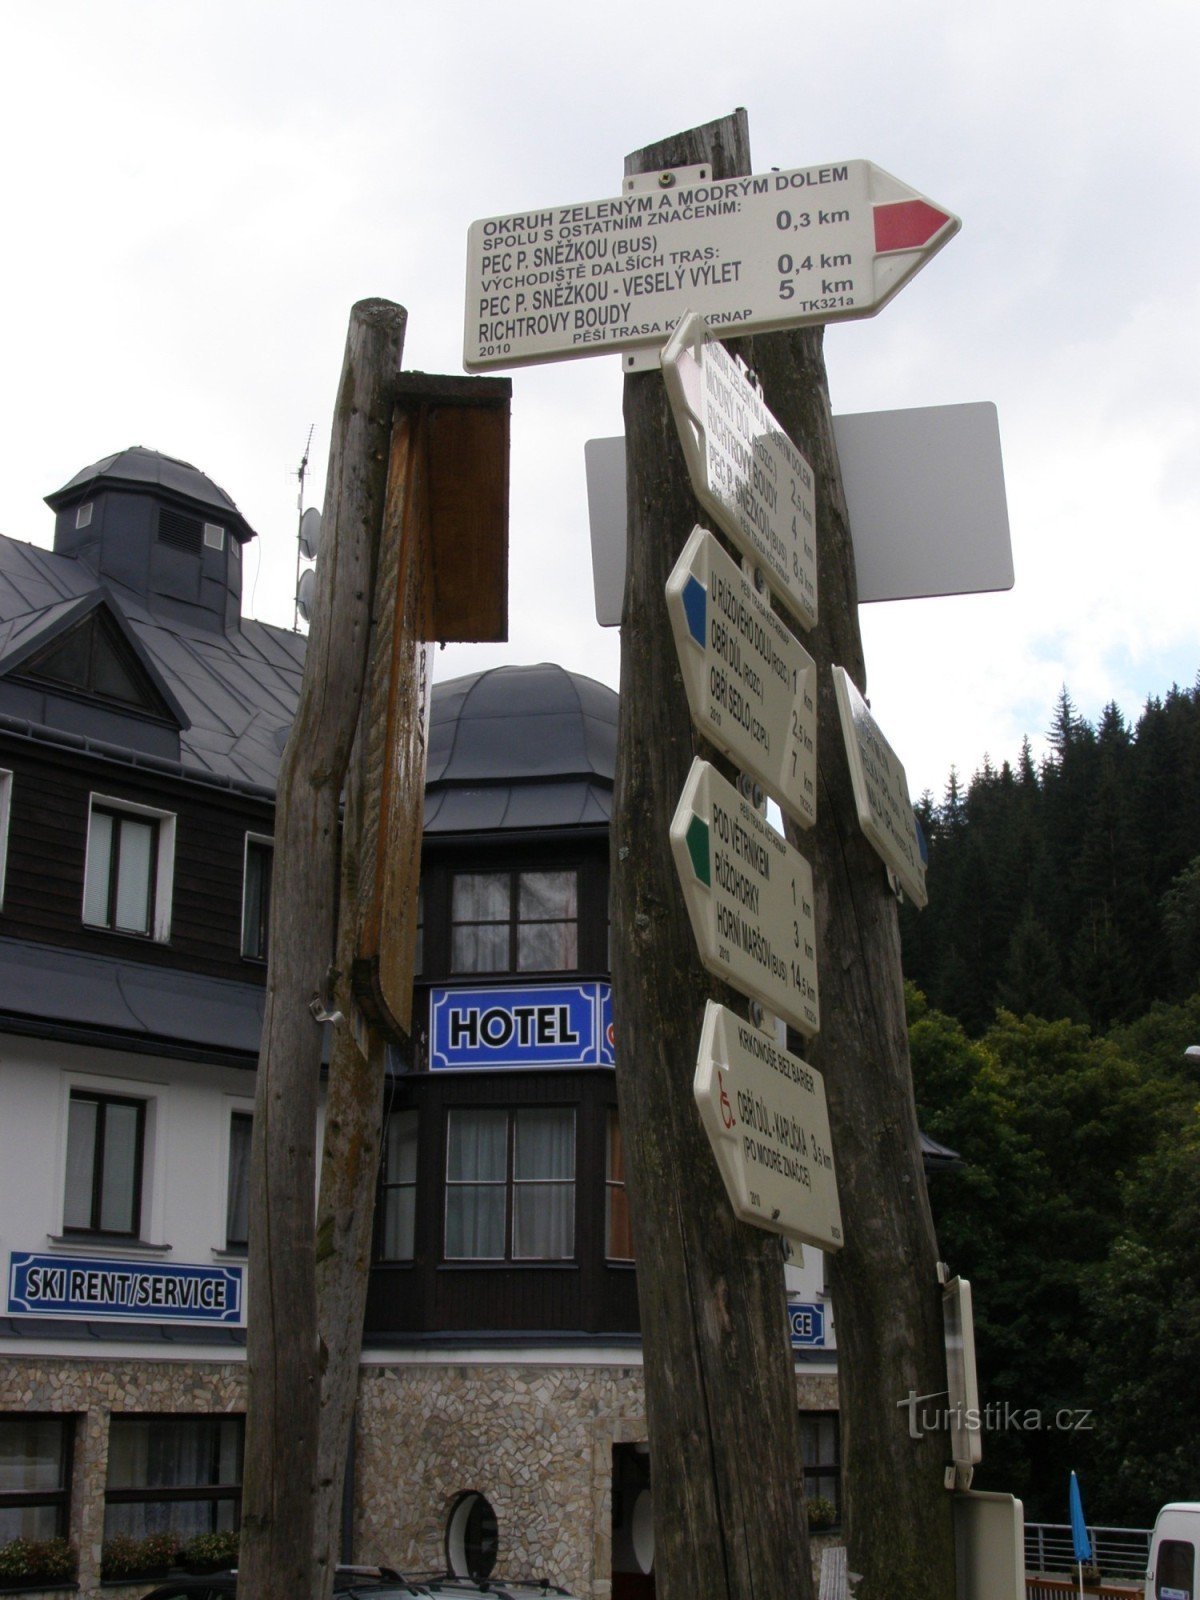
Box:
1147;1503;1200;1600
413;1581;574;1600
141;1567;433;1600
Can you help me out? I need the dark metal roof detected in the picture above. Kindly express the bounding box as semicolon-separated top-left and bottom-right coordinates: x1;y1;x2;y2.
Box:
425;663;617;834
0;586;192;730
0;936;264;1062
45;446;257;544
0;533;304;792
920;1130;962;1172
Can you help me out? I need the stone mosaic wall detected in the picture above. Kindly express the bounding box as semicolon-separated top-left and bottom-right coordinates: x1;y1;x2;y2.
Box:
0;1356;245;1600
0;1354;837;1600
354;1362;838;1600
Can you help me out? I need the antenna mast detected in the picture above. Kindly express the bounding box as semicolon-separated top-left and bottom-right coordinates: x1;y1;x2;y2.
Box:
293;424;315;632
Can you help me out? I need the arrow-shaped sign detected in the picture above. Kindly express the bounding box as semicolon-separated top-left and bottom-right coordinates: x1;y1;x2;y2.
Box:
464;159;960;371
666;526;818;828
670;758;820;1036
693;1001;843;1250
662;313;818;628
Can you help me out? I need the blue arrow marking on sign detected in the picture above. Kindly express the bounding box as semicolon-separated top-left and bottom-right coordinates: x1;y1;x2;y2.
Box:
682;575;707;647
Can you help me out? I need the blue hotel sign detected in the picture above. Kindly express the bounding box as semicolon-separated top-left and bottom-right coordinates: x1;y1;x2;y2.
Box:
430;982;614;1070
788;1299;827;1349
7;1253;244;1325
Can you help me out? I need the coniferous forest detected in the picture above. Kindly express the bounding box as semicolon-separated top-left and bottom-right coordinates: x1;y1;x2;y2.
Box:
897;678;1200;1526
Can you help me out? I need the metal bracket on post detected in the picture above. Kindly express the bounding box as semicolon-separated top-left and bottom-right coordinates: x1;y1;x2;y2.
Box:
738;771;765;812
619;166;712;374
310;966;345;1027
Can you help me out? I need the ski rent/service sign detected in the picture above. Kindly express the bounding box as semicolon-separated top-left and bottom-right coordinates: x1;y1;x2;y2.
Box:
464;160;959;370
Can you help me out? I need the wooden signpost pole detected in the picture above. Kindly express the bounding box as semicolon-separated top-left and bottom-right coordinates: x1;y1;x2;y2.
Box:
241;299;407;1600
243;319;510;1600
614;110;958;1599
612;111;816;1600
747;274;957;1600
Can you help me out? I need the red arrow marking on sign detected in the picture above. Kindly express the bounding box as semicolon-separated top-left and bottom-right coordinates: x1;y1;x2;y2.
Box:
873;199;952;254
718;1071;735;1130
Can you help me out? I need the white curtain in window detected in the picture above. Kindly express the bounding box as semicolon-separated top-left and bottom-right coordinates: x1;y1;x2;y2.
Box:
445;1110;506;1258
516;871;578;970
114;817;154;933
382;1109;418;1260
83;811;114;925
452;873;510;921
104;1418;240;1540
513;1109;575;1258
63;1096;98;1229
452;924;509;972
0;1418;65;1491
99;1100;139;1233
451;873;510;969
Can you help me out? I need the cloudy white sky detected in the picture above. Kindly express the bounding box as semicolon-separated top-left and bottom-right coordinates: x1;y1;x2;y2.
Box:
1;0;1196;799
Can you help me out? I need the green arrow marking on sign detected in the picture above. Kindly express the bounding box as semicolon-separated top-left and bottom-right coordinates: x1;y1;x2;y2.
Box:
685;814;711;886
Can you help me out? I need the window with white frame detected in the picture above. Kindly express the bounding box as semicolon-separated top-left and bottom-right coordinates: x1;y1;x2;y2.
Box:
83;794;175;940
240;835;273;961
63;1089;146;1237
0;769;11;908
444;1107;575;1261
225;1111;253;1251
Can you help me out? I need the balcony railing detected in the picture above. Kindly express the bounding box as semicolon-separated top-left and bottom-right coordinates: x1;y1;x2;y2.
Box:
1024;1521;1151;1583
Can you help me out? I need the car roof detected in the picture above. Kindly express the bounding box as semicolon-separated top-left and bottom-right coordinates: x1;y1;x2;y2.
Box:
141;1569;435;1600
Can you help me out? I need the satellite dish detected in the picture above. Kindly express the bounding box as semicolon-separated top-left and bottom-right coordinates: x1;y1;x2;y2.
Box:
632;1490;654;1574
296;566;317;624
299;506;322;560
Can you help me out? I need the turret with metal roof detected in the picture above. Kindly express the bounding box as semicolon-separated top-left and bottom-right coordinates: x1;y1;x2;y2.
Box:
424;663;617;835
0;448;303;790
43;445;256;635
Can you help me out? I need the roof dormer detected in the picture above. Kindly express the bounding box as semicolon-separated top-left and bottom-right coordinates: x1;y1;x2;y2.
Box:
45;447;257;633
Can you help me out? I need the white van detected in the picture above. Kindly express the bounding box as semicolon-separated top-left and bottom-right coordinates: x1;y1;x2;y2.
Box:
1147;1504;1200;1599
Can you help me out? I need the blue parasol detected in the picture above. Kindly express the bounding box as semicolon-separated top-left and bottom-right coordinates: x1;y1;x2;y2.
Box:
1069;1471;1093;1563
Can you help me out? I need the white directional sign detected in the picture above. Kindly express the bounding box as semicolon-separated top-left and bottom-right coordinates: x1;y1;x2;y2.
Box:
464;160;959;370
666;527;817;828
831;666;928;908
662;313;817;627
694;1001;842;1250
670;758;819;1036
943;1275;982;1470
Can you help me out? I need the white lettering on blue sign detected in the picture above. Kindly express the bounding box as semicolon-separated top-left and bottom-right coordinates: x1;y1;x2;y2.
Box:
430;983;613;1070
788;1299;826;1348
7;1253;244;1324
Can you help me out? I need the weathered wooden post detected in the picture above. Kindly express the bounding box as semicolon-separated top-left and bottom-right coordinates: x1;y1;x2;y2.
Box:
747;317;958;1598
611;111;817;1600
613;113;958;1599
242;299;407;1600
313;375;510;1586
461;114;963;1596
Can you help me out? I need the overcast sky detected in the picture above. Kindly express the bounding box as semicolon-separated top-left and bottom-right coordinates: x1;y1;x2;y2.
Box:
1;0;1196;799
